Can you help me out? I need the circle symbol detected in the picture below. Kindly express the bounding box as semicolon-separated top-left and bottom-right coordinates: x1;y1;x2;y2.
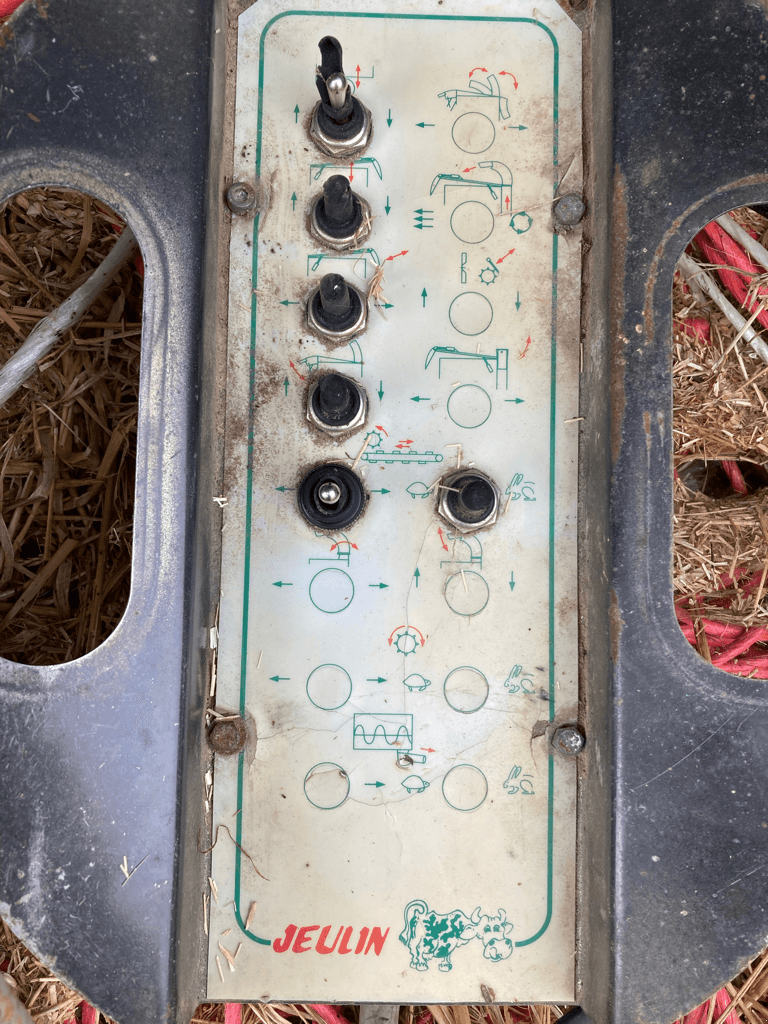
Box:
309;568;355;614
444;572;490;617
442;764;488;811
450;201;495;244
452;112;496;154
304;762;350;809
306;664;352;710
444;666;489;714
447;384;492;429
449;292;493;336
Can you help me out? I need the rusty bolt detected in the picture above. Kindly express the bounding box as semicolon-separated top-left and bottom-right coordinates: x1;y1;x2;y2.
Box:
553;725;585;756
226;181;257;215
207;715;248;755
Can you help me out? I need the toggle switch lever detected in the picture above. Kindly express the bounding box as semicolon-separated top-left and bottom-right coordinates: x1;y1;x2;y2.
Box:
307;272;368;341
310;36;372;157
307;372;367;436
310;174;372;249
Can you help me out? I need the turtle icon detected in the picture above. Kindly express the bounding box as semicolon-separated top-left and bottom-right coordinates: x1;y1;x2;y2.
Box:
406;481;431;500
404;673;431;692
402;776;429;794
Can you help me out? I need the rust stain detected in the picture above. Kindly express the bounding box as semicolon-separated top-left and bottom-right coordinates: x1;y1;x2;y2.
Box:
609;589;624;665
609;164;629;464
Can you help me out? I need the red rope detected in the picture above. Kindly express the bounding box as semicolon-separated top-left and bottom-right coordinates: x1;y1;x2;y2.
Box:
694;218;768;331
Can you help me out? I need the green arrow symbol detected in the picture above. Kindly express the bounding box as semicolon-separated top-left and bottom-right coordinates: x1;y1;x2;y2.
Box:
279;299;299;306
283;377;289;396
273;581;293;587
415;122;435;128
291;192;297;211
370;488;390;494
414;568;421;587
367;677;386;683
294;104;300;122
378;380;384;400
410;395;431;403
504;398;524;404
509;572;516;592
369;582;389;589
270;675;290;682
275;485;295;492
515;290;521;311
515;124;528;131
365;781;385;788
421;288;427;307
414;209;433;215
387;108;392;127
385;196;391;215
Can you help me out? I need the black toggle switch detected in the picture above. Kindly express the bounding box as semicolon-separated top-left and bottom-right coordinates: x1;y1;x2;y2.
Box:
312;373;362;426
310;36;372;157
308;273;366;338
316;176;363;235
298;463;367;530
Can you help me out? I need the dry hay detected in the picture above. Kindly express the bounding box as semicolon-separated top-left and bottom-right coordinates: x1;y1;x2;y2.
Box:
0;187;142;664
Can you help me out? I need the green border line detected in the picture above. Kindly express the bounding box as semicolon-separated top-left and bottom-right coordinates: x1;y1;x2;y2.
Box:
231;8;561;951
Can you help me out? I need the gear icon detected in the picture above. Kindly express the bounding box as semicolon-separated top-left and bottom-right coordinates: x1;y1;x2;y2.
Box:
365;430;383;450
394;630;419;656
479;267;497;285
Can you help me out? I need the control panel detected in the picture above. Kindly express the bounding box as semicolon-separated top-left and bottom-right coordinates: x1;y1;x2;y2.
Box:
210;0;581;1004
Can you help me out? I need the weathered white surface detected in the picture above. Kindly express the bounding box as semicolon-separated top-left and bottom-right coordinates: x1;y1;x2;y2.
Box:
209;0;581;1002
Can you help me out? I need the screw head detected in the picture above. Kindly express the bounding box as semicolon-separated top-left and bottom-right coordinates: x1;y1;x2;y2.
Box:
226;181;257;215
553;725;585;756
553;193;586;227
208;716;248;755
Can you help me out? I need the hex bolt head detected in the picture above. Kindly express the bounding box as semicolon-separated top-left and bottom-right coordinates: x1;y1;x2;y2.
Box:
208;716;248;755
553;193;586;227
226;182;257;215
553;725;585;756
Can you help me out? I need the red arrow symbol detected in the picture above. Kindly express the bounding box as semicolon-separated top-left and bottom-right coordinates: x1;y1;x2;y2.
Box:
499;71;519;89
356;64;361;88
469;66;488;77
387;624;426;646
395;443;412;450
349;162;354;181
385;250;409;261
289;360;306;380
518;335;532;360
505;195;510;209
496;248;515;264
421;747;437;753
374;424;389;435
438;527;449;552
463;166;476;173
399;438;414;445
330;541;359;551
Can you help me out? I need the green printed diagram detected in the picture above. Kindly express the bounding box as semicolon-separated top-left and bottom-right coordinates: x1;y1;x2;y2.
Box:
510;210;533;234
506;473;536;501
309;155;382;184
440;532;483;569
306;247;380;277
362;431;443;465
504;765;535;795
299;339;363;377
399;900;514;972
403;673;431;692
406;482;432;499
504;665;535;694
388;625;426;655
425;345;509;390
438;75;511;120
353;713;413;753
430;161;512;213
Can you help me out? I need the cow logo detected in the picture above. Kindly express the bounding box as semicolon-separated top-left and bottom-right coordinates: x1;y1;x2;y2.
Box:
399;899;513;972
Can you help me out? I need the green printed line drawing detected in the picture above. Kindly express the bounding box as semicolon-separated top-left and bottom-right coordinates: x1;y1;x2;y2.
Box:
403;673;431;692
444;570;490;617
363;432;444;466
308;568;355;614
306;247;381;276
309;156;383;184
306;663;353;711
430;161;512;214
439;74;511;120
449;290;494;336
239;7;560;952
406;482;432;500
427;345;508;389
304;762;350;810
309;531;354;567
504;665;535;694
504;765;535;795
300;339;363;377
402;776;429;794
510;210;534;234
447;384;493;430
441;763;489;812
390;627;424;656
479;258;500;286
452;111;496;153
443;666;489;713
451;201;496;245
400;899;513;971
353;713;413;752
505;472;537;500
348;65;375;94
440;532;483;569
460;252;468;283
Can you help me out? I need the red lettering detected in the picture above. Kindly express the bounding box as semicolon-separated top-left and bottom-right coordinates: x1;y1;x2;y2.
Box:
354;927;369;954
316;925;343;954
338;926;354;954
365;927;390;956
292;925;320;953
273;925;297;952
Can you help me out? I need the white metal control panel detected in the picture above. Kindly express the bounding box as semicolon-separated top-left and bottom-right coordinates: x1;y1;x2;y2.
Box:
210;0;581;1003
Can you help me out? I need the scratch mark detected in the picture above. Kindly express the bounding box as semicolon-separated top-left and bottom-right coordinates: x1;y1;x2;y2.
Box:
630;713;738;791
